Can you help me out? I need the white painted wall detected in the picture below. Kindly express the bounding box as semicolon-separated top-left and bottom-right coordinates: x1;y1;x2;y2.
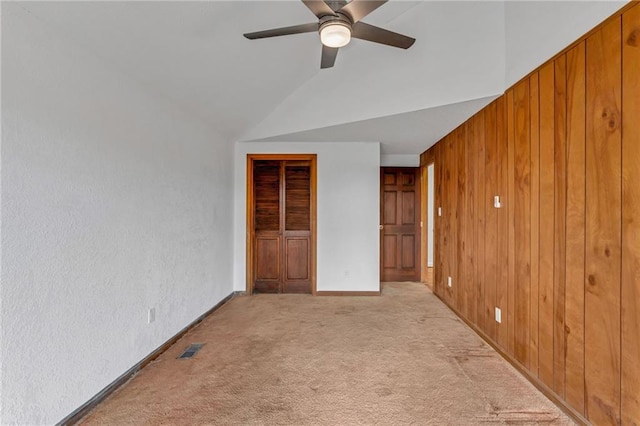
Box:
505;0;630;87
1;6;234;424
380;154;420;167
234;142;380;293
0;2;4;419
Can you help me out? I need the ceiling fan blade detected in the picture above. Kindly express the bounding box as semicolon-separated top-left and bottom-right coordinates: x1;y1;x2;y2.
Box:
351;22;415;49
321;45;339;69
339;0;387;23
244;23;318;40
325;0;347;12
302;0;337;18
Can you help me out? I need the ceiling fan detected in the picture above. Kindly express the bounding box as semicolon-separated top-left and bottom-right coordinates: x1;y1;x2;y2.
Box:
243;0;416;69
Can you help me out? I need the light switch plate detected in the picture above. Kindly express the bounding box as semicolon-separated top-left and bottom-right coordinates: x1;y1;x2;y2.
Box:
495;307;502;323
447;276;452;288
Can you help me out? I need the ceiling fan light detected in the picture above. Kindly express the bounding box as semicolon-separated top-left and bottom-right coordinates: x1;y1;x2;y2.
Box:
320;23;351;48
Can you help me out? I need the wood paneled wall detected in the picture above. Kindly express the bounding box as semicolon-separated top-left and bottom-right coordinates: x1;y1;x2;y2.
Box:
421;3;640;424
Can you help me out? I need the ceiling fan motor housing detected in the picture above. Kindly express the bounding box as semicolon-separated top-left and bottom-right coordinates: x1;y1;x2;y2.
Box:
319;13;353;34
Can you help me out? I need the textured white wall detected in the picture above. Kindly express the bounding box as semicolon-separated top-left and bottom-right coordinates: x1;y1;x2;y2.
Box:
1;6;234;424
0;3;4;419
234;142;380;293
380;154;420;167
505;0;630;87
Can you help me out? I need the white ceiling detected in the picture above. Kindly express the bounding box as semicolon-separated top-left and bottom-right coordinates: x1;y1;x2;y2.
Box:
245;95;498;154
17;1;629;154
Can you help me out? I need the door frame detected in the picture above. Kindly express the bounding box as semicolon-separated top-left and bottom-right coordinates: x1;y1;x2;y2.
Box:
246;154;317;295
420;150;436;286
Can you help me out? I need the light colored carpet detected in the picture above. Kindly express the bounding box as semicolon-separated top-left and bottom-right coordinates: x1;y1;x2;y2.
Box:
80;283;574;425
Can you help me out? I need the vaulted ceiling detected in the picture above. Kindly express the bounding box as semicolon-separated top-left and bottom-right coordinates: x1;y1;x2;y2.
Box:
17;1;628;154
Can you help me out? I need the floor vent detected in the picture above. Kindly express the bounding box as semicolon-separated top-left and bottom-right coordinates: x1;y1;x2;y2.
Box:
178;343;204;359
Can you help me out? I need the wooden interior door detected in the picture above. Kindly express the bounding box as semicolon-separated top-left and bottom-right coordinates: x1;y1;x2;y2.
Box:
381;167;421;281
251;158;314;294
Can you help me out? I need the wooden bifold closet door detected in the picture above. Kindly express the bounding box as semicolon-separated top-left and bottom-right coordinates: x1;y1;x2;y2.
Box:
250;157;315;294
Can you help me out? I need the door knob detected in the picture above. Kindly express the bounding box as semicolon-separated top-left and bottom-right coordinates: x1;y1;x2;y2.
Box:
379;225;384;230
